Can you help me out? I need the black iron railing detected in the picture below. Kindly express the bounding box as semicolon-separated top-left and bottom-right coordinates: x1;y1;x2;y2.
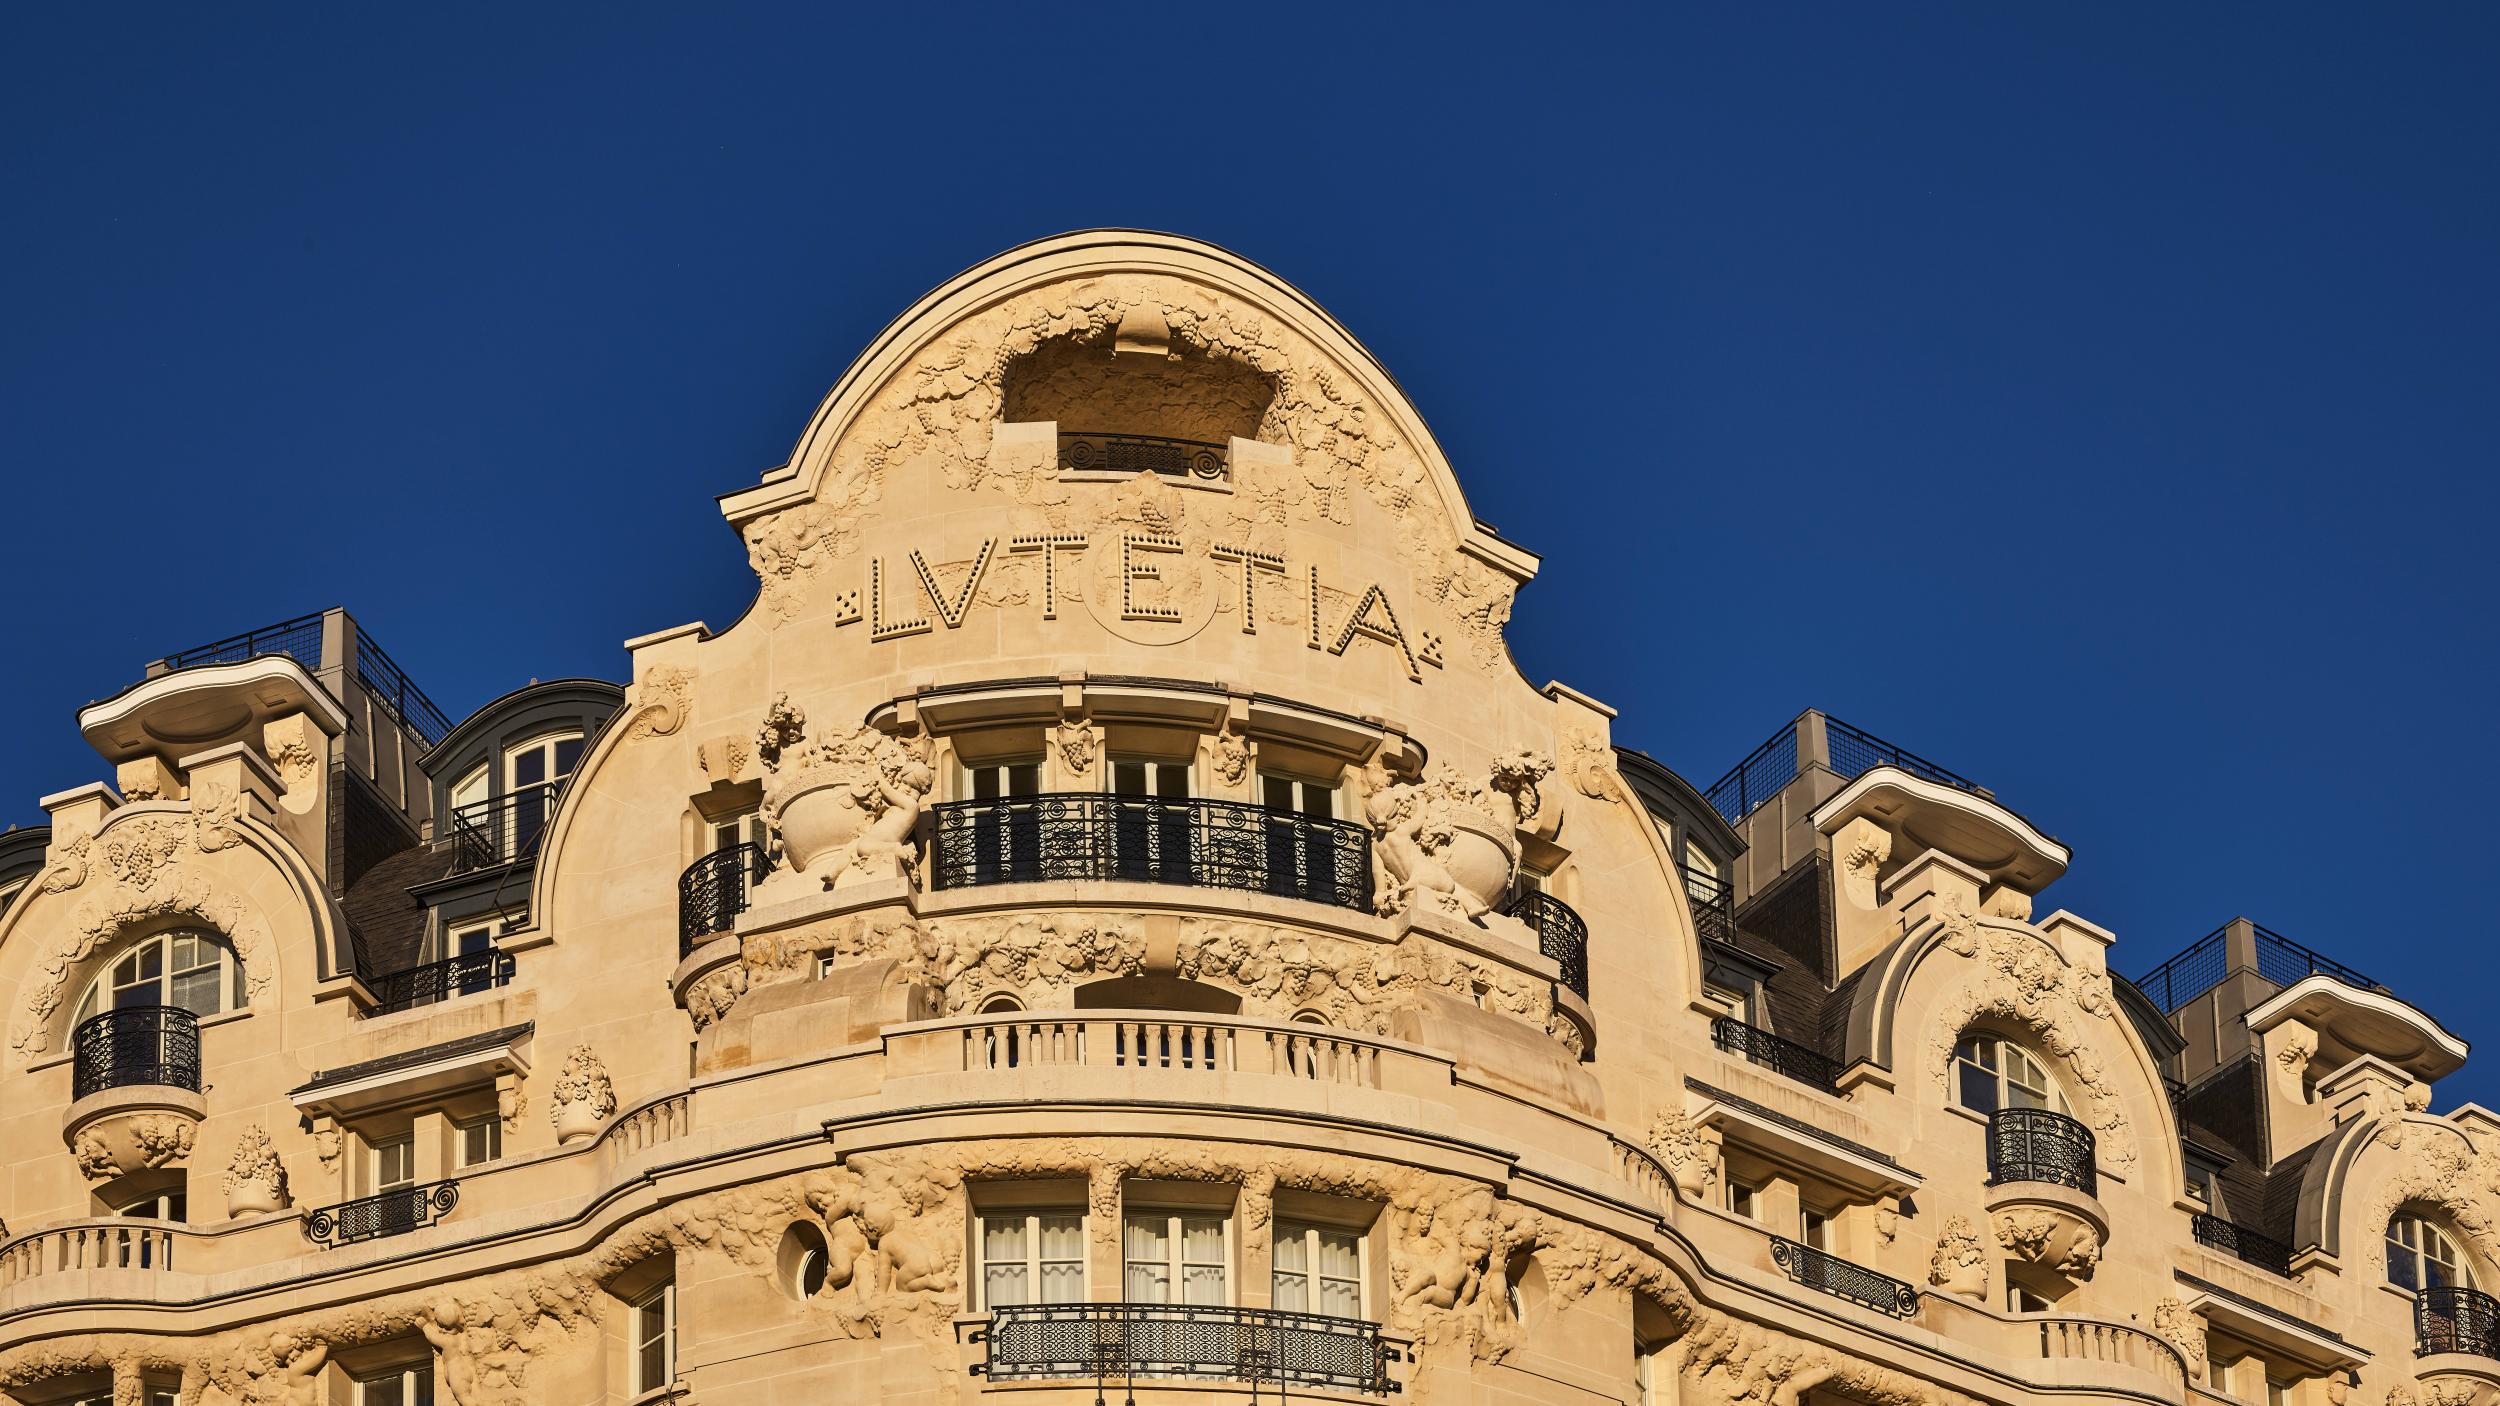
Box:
928;794;1371;912
353;624;453;747
680;843;770;955
2134;922;2383;1014
1057;430;1230;484
365;950;514;1016
1504;890;1590;1001
1987;1107;2098;1196
447;782;565;873
2418;1285;2500;1358
1770;1236;1919;1318
304;1181;459;1249
71;1006;202;1100
161;612;326;673
1684;865;1736;946
2191;1212;2295;1278
1714;1017;1842;1094
1702;713;1985;827
976;1302;1397;1395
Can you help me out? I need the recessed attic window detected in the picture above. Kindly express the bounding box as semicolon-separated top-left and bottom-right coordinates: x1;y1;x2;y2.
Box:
1003;312;1277;487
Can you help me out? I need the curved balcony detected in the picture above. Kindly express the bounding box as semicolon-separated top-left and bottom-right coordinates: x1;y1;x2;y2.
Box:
928;794;1371;912
72;1006;200;1099
1056;430;1230;484
976;1302;1396;1395
680;842;771;955
366;949;514;1016
1987;1107;2097;1196
304;1181;459;1249
2419;1286;2500;1359
1502;890;1589;1000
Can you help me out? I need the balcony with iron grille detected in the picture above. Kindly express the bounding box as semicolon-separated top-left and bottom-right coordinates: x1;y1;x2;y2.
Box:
679;842;771;957
2191;1211;2296;1279
973;1302;1398;1395
1712;1017;1841;1095
1501;890;1590;1002
1769;1235;1920;1319
1981;1107;2108;1281
2414;1286;2500;1406
63;1006;208;1182
364;949;516;1017
1056;430;1231;485
303;1181;459;1249
445;781;565;874
927;794;1372;914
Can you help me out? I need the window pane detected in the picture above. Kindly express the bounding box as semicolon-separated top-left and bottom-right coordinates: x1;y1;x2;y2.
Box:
1320;1274;1362;1318
362;1377;404;1406
1125;1261;1171;1302
553;737;582;776
1317;1228;1360;1279
1958;1059;2001;1114
1182;1262;1227;1305
513;748;545;785
985;1263;1030;1308
1007;763;1039;796
1272;1267;1310;1312
1263;776;1294;810
171;966;223;1016
1038;1214;1083;1261
984;1215;1029;1265
1273;1227;1310;1273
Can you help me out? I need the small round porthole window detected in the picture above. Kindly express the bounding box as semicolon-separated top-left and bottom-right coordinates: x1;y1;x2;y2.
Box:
777;1221;831;1300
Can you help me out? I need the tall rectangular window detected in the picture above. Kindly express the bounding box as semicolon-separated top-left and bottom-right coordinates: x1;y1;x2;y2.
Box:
978;1209;1085;1308
1123;1211;1227;1305
633;1281;675;1392
1271;1221;1364;1318
455;1115;501;1169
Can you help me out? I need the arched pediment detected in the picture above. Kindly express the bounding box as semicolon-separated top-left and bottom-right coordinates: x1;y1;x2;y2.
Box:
712;231;1541;695
2297;1108;2494;1273
0;798;343;1063
1839;900;2172;1174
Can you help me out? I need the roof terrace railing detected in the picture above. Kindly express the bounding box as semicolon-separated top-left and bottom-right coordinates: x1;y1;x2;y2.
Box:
1702;713;1985;827
2133;922;2383;1014
155;610;453;748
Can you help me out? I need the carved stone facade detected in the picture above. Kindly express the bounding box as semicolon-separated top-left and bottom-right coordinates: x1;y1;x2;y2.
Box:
0;233;2471;1406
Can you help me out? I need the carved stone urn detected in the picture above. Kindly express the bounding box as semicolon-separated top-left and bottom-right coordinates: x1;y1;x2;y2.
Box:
754;696;934;891
224;1124;290;1217
1436;813;1518;917
547;1045;616;1146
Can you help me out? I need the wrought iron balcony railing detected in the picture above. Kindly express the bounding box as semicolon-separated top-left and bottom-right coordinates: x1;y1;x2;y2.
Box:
2191;1212;2296;1278
1703;712;1985;826
71;1006;202;1100
303;1181;459;1249
365;950;514;1017
1713;1017;1842;1094
2418;1285;2500;1359
1987;1107;2098;1196
156;611;451;746
1057;430;1230;484
2134;921;2385;1014
161;612;326;673
1684;864;1736;946
446;782;565;874
1502;890;1590;1001
975;1302;1397;1395
928;794;1371;913
1770;1236;1919;1318
680;843;771;955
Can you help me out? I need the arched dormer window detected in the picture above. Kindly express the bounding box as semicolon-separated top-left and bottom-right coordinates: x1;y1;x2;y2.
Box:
1954;1032;2065;1116
2390;1212;2473;1292
71;930;242;1025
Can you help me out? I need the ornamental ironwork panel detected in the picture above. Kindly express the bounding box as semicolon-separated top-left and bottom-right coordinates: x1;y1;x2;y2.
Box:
1057;431;1230;484
1770;1236;1920;1318
1712;1017;1841;1094
928;795;1371;913
366;950;515;1017
1987;1107;2097;1196
160;612;326;673
304;1181;459;1249
1502;891;1590;1001
679;842;771;954
2418;1286;2500;1359
446;782;565;874
71;1006;201;1100
978;1302;1397;1395
1684;865;1737;947
2191;1212;2295;1278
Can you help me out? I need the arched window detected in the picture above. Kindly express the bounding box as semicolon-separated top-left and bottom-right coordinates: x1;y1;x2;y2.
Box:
1954;1032;2063;1116
72;931;242;1024
2389;1213;2472;1292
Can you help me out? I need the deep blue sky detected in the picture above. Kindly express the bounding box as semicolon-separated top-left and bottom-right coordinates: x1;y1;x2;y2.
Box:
5;9;2494;1104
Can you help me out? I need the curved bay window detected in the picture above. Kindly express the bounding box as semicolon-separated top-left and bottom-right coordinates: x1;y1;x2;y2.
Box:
2391;1213;2473;1292
73;930;242;1025
1955;1033;2063;1116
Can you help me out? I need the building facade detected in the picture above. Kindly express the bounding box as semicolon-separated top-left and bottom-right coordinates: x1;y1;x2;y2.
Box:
0;232;2487;1406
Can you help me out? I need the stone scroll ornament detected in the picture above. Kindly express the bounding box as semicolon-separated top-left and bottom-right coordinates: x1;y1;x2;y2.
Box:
755;695;936;892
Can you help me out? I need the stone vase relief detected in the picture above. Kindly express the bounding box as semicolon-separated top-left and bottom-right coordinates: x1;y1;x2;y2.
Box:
755;695;935;891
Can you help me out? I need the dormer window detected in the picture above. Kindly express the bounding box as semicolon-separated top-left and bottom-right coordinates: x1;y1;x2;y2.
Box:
2389;1213;2471;1291
73;931;242;1024
1954;1033;2063;1116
